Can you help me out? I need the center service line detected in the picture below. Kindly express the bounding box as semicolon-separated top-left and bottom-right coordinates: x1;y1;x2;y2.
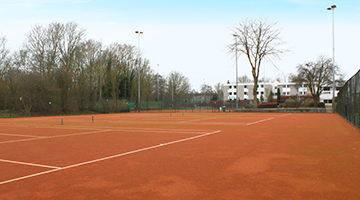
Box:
63;130;222;169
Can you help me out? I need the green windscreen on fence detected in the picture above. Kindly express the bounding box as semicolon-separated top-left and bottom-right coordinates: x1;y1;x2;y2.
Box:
337;69;360;129
129;102;135;111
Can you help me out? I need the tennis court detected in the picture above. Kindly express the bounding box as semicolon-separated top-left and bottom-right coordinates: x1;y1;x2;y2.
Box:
0;113;359;199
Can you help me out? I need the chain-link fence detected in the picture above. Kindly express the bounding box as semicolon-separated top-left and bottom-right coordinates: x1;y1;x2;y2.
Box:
0;93;130;118
336;69;360;129
0;92;262;118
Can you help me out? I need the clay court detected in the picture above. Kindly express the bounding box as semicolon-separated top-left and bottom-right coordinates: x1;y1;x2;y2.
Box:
0;112;359;199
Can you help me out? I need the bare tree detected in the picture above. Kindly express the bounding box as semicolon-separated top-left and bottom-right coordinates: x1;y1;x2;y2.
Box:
200;83;214;104
214;83;224;101
238;75;253;83
230;18;287;108
167;71;191;105
295;55;343;107
0;36;10;93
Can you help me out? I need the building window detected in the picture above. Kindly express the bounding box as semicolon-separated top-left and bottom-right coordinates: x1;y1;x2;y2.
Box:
229;92;232;95
261;91;264;95
229;86;232;89
244;92;248;95
234;92;237;95
283;92;287;95
261;85;264;88
234;86;237;88
244;85;247;88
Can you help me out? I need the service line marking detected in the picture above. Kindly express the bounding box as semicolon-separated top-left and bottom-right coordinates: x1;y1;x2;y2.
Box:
0;130;221;185
0;159;61;169
0;130;111;145
179;117;217;124
279;114;292;117
0;133;44;138
246;117;275;126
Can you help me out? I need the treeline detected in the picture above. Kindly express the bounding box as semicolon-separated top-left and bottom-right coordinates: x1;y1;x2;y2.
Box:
0;22;222;115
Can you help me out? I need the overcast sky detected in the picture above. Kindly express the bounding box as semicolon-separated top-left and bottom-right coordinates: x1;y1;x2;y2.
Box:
0;0;359;91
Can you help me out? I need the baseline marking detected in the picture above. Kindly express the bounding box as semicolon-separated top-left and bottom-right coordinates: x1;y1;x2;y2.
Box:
246;117;275;126
0;130;221;185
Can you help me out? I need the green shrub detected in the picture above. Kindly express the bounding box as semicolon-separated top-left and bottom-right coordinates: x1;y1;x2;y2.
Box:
283;99;300;108
308;102;325;108
258;102;277;108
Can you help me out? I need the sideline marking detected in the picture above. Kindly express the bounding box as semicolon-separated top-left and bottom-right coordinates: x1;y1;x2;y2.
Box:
246;117;275;126
0;159;61;169
0;130;221;185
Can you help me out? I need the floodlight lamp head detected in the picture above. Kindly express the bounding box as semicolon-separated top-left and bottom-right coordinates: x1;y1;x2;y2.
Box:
331;5;337;9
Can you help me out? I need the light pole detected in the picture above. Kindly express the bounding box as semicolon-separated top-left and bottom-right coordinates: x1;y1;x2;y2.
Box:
233;34;239;110
157;64;159;102
327;5;336;113
135;31;143;112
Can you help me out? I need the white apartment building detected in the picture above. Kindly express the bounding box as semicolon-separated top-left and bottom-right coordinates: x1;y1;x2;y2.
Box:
223;81;340;105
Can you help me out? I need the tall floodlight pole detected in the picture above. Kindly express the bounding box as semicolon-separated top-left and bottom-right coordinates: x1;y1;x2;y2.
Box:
233;34;239;110
135;31;143;112
157;64;159;102
327;5;336;113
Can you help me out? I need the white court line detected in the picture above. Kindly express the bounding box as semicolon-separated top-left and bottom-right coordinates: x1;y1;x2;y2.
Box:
246;117;275;126
0;168;62;185
0;124;30;128
32;124;209;134
0;133;44;138
0;159;61;169
179;117;217;124
279;114;292;117
112;129;205;135
0;130;111;145
45;129;112;139
0;137;48;145
63;130;221;169
0;130;221;185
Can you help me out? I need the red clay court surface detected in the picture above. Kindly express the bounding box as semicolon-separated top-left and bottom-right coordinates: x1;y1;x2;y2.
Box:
0;112;359;199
